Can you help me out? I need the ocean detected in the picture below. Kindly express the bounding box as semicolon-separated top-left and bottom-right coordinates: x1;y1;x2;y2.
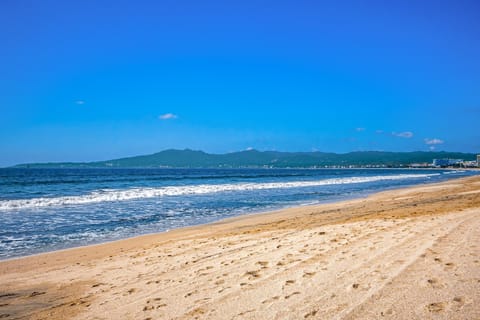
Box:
0;168;477;260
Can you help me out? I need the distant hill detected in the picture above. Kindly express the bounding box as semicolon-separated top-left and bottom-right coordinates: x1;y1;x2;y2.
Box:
11;149;478;168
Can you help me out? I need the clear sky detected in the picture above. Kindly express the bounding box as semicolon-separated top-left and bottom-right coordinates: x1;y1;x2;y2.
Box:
1;0;479;166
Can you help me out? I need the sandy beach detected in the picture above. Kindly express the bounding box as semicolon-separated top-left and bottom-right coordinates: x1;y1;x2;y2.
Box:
1;175;479;319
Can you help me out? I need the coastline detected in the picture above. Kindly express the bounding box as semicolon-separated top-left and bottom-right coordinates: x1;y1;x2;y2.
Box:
0;170;472;265
1;168;475;262
1;175;479;319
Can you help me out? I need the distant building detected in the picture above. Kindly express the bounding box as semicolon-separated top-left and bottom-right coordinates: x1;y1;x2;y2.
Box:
463;160;478;168
409;163;431;168
432;158;463;167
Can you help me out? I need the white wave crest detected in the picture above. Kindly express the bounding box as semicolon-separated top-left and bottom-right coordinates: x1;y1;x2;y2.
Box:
0;173;439;210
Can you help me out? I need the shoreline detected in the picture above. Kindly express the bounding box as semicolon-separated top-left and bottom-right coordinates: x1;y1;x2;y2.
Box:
1;175;479;319
1;170;475;263
0;175;477;267
0;193;368;264
0;190;371;270
0;173;460;264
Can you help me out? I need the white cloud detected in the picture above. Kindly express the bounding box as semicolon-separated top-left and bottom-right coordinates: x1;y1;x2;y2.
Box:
75;100;85;105
429;146;436;151
424;138;444;145
159;113;178;120
246;147;254;151
355;127;366;132
392;131;414;138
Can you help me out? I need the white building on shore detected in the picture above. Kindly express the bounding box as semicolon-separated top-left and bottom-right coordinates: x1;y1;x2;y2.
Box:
432;158;463;167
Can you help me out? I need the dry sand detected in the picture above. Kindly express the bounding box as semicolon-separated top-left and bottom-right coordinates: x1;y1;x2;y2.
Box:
1;175;479;319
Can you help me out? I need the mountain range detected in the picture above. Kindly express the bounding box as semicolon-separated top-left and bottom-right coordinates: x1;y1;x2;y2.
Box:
11;149;477;168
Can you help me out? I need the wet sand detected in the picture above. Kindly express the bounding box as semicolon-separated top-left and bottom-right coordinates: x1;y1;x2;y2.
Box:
1;175;479;319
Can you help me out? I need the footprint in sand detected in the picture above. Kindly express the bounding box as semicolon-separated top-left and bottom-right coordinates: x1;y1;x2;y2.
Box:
452;296;465;307
380;308;394;317
184;290;198;298
256;261;269;268
185;307;206;317
244;270;261;280
218;286;231;293
304;310;318;318
426;278;444;289
92;283;105;288
262;296;280;304
427;302;445;313
284;291;300;299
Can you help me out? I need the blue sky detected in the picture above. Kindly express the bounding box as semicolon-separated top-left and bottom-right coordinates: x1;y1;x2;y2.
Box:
1;0;479;166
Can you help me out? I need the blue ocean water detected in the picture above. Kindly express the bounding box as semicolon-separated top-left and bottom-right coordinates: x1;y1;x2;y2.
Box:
0;168;476;260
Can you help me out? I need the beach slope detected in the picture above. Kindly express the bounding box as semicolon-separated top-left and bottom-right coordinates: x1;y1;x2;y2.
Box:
1;176;479;319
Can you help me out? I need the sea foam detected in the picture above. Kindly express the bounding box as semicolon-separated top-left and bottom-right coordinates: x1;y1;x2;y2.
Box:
0;173;438;210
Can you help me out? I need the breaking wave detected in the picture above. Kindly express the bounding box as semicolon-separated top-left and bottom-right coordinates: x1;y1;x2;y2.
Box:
0;173;438;210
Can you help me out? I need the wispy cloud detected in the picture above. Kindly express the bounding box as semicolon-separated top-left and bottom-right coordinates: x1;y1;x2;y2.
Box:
355;127;366;132
392;131;413;138
424;138;444;145
159;113;178;120
75;100;85;105
375;130;384;134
